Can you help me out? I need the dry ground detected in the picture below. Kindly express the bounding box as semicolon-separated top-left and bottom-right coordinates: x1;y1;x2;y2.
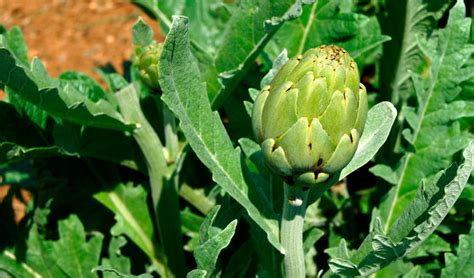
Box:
0;0;162;78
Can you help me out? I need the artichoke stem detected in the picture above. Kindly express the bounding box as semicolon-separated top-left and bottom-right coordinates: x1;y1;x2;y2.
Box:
281;183;309;278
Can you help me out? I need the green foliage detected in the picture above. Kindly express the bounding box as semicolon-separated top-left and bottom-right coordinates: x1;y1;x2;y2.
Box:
94;183;161;268
372;0;474;233
328;141;474;276
0;35;133;131
0;0;473;277
265;0;390;65
441;221;474;277
159;15;282;252
0;215;103;278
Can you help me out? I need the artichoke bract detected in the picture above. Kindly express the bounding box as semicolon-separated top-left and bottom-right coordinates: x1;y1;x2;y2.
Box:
139;43;163;90
252;45;368;186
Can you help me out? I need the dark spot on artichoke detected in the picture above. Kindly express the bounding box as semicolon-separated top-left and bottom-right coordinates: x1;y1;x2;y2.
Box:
317;158;323;167
271;143;277;152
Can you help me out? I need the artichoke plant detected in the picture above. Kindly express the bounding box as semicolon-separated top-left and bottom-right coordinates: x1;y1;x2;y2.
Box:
138;42;163;90
252;45;368;186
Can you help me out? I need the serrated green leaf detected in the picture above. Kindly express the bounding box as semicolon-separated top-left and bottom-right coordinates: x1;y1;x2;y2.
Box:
159;16;282;252
199;206;222;244
370;164;400;185
378;0;474;234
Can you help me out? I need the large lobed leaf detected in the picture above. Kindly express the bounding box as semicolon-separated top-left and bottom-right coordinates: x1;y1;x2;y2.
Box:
372;0;474;234
159;16;282;252
0;100;143;169
0;30;133;132
328;140;474;276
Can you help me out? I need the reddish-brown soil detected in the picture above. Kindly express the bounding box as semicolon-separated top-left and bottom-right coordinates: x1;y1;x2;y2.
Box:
0;0;162;79
0;0;162;224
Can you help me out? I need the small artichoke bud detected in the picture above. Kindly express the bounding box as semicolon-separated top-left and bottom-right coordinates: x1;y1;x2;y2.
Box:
139;43;163;90
252;45;368;186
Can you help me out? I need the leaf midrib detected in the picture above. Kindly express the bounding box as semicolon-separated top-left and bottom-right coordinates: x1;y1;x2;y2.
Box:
108;191;158;259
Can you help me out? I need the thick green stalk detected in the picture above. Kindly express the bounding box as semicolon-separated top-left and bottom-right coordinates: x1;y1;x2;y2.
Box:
281;183;309;278
116;85;186;277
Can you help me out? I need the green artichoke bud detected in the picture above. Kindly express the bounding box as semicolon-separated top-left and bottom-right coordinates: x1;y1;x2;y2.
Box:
139;43;163;90
252;45;368;186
